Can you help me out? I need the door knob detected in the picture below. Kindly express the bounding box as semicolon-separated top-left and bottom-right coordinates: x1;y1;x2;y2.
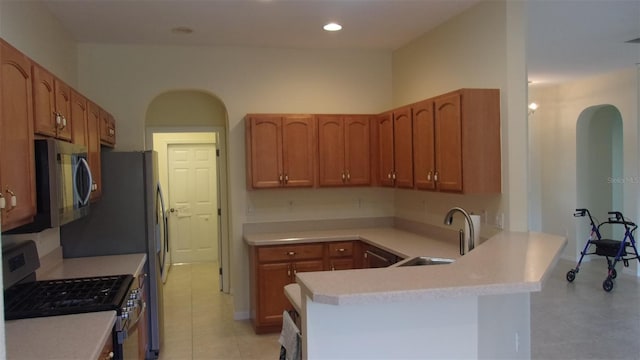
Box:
169;208;176;213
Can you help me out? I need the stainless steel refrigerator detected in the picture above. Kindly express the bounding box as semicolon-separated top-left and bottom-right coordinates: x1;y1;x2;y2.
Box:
60;150;168;359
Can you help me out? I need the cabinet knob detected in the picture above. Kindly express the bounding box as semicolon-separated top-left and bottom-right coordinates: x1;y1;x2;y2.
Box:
279;174;284;184
284;174;289;184
346;171;351;181
5;188;17;211
287;251;296;256
434;171;439;182
0;192;5;210
337;248;345;253
105;351;114;359
392;172;397;180
427;171;432;181
342;172;346;181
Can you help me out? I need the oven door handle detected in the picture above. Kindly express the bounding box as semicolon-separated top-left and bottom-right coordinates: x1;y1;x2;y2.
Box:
118;301;146;344
126;301;146;333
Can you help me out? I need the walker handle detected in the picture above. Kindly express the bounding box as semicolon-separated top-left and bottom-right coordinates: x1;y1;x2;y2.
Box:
607;211;623;221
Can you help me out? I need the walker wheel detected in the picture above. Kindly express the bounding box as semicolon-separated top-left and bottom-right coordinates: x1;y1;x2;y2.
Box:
603;278;614;292
566;270;576;282
610;268;617;279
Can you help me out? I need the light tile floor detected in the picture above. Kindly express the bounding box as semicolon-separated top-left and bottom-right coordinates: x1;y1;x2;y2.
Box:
532;258;640;359
159;263;280;360
159;258;640;360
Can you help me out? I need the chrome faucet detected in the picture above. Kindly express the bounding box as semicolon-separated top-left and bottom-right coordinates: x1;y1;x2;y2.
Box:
443;207;475;255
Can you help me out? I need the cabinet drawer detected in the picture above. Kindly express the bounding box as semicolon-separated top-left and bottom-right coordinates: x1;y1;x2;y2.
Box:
327;241;354;257
257;244;324;262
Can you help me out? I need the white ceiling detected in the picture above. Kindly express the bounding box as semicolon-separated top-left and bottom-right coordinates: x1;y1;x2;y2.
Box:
42;0;640;85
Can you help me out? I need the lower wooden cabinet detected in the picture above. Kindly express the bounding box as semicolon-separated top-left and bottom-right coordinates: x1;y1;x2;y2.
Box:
250;243;324;333
98;334;114;360
249;240;400;333
327;241;356;270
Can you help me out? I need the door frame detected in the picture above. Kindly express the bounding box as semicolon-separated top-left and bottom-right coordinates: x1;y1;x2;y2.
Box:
146;126;230;293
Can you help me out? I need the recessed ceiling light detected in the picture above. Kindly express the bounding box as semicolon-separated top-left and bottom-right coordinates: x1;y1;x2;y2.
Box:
323;23;342;32
171;26;194;35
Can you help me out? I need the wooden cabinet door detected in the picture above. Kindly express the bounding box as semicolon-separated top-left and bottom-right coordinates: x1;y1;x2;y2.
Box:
0;41;36;230
329;258;355;271
257;262;292;328
434;93;463;192
318;115;370;187
32;64;57;138
376;112;394;187
99;109;116;147
344;116;370;185
393;107;413;188
87;102;102;201
412;100;436;190
54;79;72;141
317;115;345;186
247;115;283;188
292;259;324;277
282;116;314;187
70;90;88;146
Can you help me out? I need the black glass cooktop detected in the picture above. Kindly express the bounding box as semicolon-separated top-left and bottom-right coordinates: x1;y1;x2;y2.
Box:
4;274;133;320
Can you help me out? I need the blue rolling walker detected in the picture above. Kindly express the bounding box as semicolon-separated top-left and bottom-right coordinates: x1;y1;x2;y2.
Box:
566;208;640;292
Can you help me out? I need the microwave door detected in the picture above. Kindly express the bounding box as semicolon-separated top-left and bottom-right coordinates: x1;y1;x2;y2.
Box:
74;157;93;206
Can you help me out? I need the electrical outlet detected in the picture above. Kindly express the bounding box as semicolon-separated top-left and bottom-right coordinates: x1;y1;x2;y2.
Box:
496;213;504;229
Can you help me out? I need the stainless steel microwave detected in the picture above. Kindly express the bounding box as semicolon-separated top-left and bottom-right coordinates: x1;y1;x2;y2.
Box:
6;139;93;233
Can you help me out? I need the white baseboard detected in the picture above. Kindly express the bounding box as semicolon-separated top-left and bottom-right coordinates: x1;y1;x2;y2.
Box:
234;311;250;320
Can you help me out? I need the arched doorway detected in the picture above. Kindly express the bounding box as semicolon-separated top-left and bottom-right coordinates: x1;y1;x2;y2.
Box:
576;105;624;253
144;90;230;293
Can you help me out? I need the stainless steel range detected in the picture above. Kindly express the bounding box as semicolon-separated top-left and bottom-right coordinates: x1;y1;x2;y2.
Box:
3;240;145;360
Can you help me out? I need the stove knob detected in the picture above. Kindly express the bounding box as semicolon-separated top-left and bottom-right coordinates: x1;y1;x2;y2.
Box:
127;300;135;307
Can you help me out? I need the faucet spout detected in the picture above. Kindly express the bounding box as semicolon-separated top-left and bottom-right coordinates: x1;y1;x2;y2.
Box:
443;207;475;255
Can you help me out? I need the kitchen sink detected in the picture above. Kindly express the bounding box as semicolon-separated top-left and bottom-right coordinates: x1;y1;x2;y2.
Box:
398;256;455;266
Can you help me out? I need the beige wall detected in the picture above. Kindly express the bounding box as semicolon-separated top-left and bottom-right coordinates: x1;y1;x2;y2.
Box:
147;90;227;127
529;67;639;273
391;1;528;235
0;0;78;86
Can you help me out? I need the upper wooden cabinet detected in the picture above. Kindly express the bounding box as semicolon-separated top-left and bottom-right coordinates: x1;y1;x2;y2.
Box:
392;107;414;188
317;115;371;186
412;99;436;190
245;114;315;189
375;108;413;188
33;64;72;141
0;40;37;231
376;112;394;187
414;89;501;193
99;109;116;147
70;90;88;147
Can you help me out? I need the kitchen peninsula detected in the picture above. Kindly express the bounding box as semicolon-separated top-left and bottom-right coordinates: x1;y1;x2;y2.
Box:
245;227;566;359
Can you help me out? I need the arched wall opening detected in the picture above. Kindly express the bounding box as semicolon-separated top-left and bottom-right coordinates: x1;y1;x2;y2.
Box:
144;89;231;293
575;105;624;252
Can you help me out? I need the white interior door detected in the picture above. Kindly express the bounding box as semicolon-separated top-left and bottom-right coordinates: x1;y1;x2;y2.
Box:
168;143;218;264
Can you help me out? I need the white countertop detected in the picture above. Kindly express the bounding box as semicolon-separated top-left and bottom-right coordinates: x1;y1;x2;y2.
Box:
6;253;147;360
5;312;116;360
39;253;147;280
245;228;567;305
